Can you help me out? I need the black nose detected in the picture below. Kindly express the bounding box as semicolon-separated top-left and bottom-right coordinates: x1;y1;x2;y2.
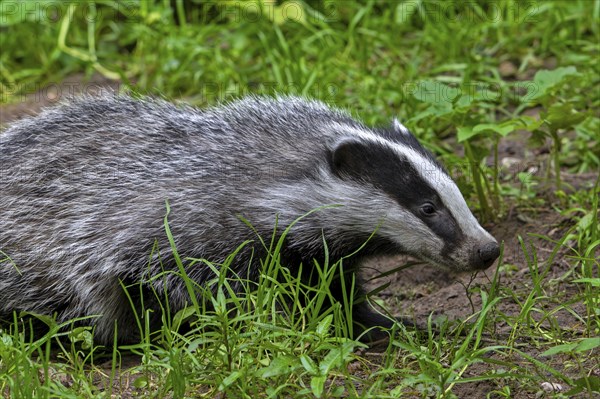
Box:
477;241;500;269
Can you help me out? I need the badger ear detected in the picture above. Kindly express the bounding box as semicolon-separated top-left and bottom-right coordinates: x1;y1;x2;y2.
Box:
391;118;411;136
330;138;371;179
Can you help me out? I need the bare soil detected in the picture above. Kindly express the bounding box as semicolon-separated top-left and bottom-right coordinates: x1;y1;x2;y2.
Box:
360;141;598;398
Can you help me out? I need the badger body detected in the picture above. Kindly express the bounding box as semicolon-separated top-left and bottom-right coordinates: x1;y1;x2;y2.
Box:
0;96;499;344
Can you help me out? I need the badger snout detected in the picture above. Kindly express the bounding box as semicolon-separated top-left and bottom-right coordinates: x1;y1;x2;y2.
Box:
473;241;500;270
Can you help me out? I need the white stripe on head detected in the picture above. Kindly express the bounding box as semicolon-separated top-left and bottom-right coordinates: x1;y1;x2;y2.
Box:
392;118;410;135
328;123;492;240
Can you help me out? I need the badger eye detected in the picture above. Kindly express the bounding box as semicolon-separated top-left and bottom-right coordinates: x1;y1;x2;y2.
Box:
420;203;436;216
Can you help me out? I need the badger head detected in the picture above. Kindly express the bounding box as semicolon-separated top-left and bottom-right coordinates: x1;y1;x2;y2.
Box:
322;118;500;272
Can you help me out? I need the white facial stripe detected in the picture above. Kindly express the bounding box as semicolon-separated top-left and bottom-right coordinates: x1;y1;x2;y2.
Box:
392;118;410;135
430;174;491;239
262;170;446;259
329;123;493;241
379;207;445;251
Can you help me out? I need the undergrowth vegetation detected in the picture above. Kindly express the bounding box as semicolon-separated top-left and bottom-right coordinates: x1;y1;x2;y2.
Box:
0;1;598;398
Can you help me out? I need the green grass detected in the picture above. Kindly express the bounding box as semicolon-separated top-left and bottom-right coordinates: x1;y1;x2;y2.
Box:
1;1;599;398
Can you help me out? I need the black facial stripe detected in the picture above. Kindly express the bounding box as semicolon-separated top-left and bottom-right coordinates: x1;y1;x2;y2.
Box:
331;140;464;248
434;209;464;256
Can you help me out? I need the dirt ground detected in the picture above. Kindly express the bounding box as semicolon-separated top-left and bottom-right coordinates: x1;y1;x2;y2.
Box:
359;143;599;397
361;210;595;397
1;79;598;398
0;74;121;127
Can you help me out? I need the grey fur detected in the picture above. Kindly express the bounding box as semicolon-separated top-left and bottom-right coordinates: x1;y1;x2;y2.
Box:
0;95;499;344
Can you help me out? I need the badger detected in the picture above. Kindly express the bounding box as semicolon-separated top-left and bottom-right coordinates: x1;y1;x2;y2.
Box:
0;95;499;344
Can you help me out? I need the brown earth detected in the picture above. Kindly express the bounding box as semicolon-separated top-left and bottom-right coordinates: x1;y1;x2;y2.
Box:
0;73;120;127
360;148;598;398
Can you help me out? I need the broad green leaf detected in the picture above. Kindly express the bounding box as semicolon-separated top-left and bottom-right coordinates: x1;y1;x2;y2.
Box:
257;355;301;378
457;123;513;142
310;375;327;397
540;342;576;356
456;126;475;142
300;354;318;375
529;66;579;101
457;119;532;142
474;123;515;136
316;315;333;336
455;93;474;109
319;341;356;374
542;338;599;358
545;102;587;130
574;337;600;352
69;327;93;349
172;305;197;326
518;115;544;131
219;370;242;390
133;376;149;389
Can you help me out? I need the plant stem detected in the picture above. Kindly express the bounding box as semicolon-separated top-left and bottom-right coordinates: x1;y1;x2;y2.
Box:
464;141;491;222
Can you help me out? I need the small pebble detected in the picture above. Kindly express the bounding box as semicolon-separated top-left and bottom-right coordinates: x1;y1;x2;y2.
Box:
540;381;564;392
